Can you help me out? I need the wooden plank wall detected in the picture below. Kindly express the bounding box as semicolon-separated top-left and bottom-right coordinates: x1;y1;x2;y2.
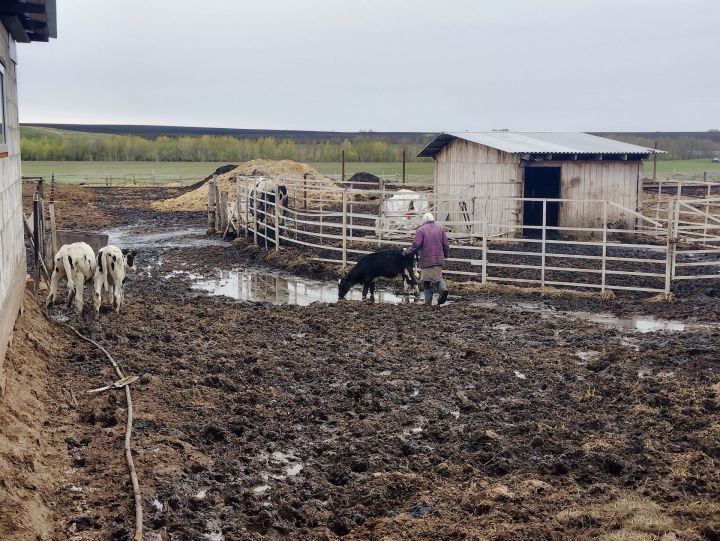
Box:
434;139;521;234
560;161;641;230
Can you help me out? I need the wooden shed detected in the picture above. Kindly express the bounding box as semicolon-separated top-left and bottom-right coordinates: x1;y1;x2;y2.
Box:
418;132;661;236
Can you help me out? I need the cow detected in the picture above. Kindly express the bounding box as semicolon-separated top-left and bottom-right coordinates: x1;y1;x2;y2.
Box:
338;248;419;302
46;242;97;314
93;245;137;313
249;178;289;225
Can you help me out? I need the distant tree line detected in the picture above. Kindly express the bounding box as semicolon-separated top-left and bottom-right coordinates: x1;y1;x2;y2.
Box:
608;134;720;160
20;133;432;162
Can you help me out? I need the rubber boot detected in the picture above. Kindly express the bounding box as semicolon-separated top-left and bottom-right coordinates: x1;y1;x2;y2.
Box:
423;281;433;306
438;289;449;305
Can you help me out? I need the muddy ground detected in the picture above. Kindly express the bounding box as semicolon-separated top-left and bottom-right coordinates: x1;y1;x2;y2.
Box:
5;184;720;540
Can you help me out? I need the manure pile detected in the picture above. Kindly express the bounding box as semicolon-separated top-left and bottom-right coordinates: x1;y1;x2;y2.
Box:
152;160;336;212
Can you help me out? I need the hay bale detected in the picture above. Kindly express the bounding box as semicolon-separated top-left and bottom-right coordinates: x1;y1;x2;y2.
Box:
151;159;338;212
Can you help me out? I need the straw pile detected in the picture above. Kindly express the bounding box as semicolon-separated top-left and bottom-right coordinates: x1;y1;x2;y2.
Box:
151;160;336;212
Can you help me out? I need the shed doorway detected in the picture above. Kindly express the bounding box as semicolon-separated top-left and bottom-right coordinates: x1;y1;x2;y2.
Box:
523;167;561;236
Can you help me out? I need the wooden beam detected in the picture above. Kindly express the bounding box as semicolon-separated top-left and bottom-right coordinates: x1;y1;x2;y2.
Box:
0;2;46;16
0;15;30;42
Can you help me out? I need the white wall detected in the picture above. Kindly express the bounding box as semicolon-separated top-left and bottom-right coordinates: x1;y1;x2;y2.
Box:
0;25;25;395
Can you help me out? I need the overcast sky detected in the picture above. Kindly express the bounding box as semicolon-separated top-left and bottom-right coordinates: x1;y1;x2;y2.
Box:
15;0;720;132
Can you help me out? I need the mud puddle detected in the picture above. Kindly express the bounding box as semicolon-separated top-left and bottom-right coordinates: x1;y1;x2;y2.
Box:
179;268;426;305
105;225;226;250
476;300;717;333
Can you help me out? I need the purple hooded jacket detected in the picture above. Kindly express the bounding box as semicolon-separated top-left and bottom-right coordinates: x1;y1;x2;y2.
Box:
405;220;449;268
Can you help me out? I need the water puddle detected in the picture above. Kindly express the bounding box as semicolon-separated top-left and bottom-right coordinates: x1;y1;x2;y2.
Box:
564;311;715;333
474;300;715;333
190;268;425;305
105;225;226;250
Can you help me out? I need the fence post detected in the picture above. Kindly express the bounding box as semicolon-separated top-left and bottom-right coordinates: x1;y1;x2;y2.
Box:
219;190;229;233
274;197;280;251
540;200;547;287
244;181;250;237
48;203;58;258
342;189;348;267
33;194;41;292
320;202;324;245
207;175;216;234
253;183;258;245
601;201;607;292
664;199;675;295
705;182;711;240
481;218;487;285
402;149;406;184
341;150;346;183
215;179;221;233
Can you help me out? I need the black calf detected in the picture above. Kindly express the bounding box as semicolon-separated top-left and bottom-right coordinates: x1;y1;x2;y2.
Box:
338;248;418;301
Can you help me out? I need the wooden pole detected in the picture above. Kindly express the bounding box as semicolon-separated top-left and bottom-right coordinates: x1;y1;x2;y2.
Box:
215;180;221;233
664;199;674;295
207;175;216;234
219;191;229;233
303;175;307;210
342;189;348;266
33;195;40;292
402;149;406;184
653;141;658;181
49;203;58;257
341;150;346;183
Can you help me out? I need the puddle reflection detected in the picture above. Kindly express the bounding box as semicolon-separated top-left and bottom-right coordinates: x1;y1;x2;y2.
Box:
190;269;424;305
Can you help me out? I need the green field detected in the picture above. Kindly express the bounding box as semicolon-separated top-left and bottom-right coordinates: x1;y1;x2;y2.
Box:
20;158;719;186
20;160;435;185
21;161;230;184
643;158;720;178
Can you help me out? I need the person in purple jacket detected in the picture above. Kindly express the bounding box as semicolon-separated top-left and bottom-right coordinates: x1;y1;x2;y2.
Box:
403;212;450;306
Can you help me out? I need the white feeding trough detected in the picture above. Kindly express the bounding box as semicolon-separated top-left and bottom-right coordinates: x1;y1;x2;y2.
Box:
377;189;430;236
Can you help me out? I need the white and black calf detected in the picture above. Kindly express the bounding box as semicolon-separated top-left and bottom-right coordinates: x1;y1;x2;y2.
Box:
338;248;419;301
93;245;137;313
46;242;97;314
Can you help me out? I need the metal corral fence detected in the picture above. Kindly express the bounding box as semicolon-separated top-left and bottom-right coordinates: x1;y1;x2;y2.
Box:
205;175;720;296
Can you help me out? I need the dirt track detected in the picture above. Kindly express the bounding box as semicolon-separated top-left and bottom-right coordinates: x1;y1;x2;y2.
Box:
5;185;720;540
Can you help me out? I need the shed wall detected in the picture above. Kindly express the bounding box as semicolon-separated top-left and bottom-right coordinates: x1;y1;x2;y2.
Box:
0;27;24;395
433;139;642;235
434;139;521;235
558;161;640;230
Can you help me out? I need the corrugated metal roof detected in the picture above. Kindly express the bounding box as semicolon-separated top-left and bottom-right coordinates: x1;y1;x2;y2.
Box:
418;132;663;158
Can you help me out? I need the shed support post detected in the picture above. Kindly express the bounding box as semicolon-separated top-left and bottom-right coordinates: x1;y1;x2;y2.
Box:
342;189;348;267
